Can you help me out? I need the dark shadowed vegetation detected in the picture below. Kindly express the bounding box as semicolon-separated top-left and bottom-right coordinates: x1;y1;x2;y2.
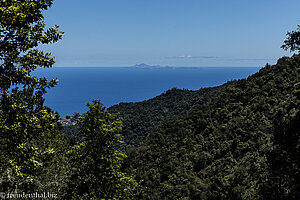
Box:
1;1;299;199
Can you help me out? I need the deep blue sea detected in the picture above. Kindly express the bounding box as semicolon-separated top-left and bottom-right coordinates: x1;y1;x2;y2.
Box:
33;67;261;117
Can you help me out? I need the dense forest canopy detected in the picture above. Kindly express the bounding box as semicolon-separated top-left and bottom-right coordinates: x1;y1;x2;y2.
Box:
123;55;300;199
108;85;230;152
1;0;300;199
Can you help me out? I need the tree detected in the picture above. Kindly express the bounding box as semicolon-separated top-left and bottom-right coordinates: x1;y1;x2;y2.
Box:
1;1;139;197
64;99;139;199
281;24;300;52
260;97;300;199
0;0;65;193
0;0;63;91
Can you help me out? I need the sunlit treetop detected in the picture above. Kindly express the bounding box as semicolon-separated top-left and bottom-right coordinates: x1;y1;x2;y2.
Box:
0;0;63;92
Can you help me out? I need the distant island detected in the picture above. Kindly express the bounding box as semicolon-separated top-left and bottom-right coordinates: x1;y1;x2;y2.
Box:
129;63;205;69
130;63;172;69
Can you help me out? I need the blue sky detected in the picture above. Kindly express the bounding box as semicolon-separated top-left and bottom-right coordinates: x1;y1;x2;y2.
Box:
42;0;300;67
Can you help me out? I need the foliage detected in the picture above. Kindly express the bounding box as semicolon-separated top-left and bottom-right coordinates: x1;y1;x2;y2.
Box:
124;55;300;199
0;0;63;92
108;86;228;152
260;88;300;199
63;99;139;199
1;1;299;199
0;0;66;193
0;92;68;193
0;2;140;198
282;24;300;52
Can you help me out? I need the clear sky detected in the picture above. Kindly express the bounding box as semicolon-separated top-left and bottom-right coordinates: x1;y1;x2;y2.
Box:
42;0;300;67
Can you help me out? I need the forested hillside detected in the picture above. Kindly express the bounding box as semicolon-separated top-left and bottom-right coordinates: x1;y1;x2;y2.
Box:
108;85;229;151
2;1;299;199
124;55;300;199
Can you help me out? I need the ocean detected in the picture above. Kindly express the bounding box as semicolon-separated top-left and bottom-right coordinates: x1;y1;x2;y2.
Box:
33;67;261;117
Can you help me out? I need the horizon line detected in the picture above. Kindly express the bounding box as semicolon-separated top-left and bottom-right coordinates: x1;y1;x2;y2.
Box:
51;65;263;68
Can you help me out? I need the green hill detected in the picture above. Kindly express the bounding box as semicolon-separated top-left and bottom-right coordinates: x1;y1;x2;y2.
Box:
108;84;229;151
123;55;300;199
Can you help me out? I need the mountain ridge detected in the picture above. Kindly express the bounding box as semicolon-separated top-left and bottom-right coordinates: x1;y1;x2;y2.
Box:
108;84;231;151
123;55;300;199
